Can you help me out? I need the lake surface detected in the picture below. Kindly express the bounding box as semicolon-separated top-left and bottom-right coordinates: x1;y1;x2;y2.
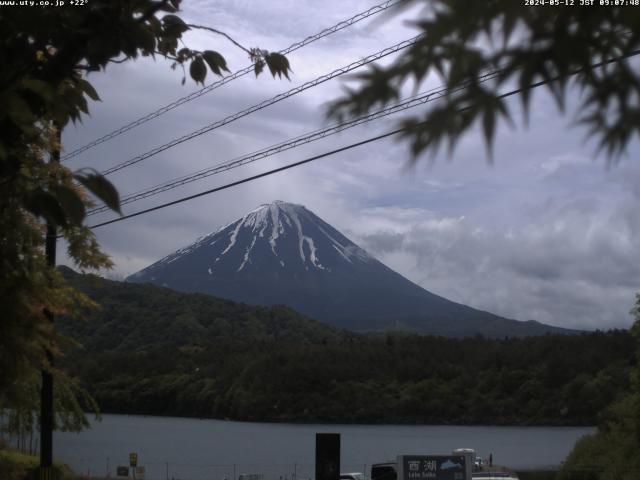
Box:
54;414;594;480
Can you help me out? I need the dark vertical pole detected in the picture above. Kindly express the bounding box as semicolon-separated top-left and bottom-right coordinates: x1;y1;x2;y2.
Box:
40;124;61;480
316;433;340;480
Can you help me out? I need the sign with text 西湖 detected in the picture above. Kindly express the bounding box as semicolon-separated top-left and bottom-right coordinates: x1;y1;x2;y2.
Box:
397;455;466;480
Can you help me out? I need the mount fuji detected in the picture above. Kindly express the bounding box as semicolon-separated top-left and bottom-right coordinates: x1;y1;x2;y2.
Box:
127;201;573;337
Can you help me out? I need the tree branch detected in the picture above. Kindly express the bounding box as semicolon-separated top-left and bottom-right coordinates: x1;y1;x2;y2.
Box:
187;24;251;55
74;64;101;71
154;51;180;62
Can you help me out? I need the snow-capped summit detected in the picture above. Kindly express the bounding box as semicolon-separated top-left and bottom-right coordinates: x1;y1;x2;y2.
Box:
131;201;371;280
217;200;371;272
128;201;573;336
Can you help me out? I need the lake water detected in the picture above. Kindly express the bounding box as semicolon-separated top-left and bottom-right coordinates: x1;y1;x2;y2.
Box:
54;414;594;480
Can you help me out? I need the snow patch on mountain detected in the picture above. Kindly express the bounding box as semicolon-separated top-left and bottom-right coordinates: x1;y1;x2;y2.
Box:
317;224;370;264
303;236;324;270
269;204;284;257
238;236;257;272
221;217;244;256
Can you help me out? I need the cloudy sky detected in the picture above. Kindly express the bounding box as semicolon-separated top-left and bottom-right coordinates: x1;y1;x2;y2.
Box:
60;0;640;331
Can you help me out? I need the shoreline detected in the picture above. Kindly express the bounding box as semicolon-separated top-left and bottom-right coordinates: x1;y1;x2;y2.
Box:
84;409;598;429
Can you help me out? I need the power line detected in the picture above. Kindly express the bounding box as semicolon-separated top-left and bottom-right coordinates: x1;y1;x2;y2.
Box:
87;70;501;216
60;0;407;162
97;35;422;177
87;49;640;231
88;127;406;230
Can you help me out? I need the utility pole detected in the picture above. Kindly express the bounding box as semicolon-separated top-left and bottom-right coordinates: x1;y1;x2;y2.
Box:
40;124;61;480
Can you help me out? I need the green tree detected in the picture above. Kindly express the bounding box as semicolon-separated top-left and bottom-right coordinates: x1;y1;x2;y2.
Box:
631;295;640;440
558;294;640;480
328;1;640;160
1;369;99;453
0;0;290;419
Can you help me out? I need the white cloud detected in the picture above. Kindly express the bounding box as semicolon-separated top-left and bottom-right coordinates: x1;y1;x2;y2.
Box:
355;180;640;330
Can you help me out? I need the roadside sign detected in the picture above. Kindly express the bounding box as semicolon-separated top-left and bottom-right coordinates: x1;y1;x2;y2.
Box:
129;452;138;467
117;466;129;477
397;455;467;480
135;466;146;479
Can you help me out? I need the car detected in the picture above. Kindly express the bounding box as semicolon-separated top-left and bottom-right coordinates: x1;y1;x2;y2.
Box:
340;473;365;480
472;473;519;480
370;463;397;480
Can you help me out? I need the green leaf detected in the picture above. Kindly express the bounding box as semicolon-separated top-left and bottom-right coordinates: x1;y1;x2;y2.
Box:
254;59;265;77
52;186;86;225
159;0;178;13
502;11;517;45
132;24;157;56
189;56;207;85
482;108;495;157
77;79;100;102
156;37;173;56
24;189;68;227
76;92;89;115
202;50;229;76
6;93;36;133
264;52;291;79
162;14;189;36
148;15;163;35
22;78;56;103
74;170;121;215
518;62;536;125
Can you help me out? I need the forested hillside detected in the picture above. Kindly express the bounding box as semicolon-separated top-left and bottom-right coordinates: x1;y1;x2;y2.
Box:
63;332;634;426
59;269;636;425
59;267;345;349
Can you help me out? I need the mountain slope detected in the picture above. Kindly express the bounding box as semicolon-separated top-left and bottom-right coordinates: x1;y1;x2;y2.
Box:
60;267;344;351
127;201;575;337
